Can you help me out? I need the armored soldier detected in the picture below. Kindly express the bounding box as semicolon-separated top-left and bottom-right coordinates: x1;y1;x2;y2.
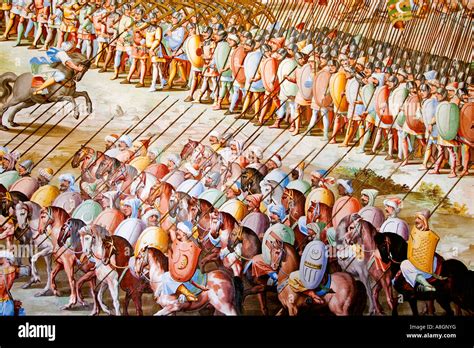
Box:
211;30;232;110
110;4;133;81
163;11;188;90
183;23;202;101
292;52;311;136
146;12;166;92
40;0;63;51
97;1;120;73
76;0;94;59
122;8;148;87
27;0;50;49
240;39;266;118
57;0;80;48
195;26;217;103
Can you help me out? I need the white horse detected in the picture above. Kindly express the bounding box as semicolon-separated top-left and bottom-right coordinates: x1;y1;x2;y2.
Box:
15;201;54;296
80;225;121;316
131;171;158;201
260;179;284;206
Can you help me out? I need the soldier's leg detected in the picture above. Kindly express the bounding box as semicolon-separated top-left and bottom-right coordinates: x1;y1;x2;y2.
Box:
270;99;286;129
254;92;263;116
371;127;383;154
111;50;123;80
460;143;470;176
342;119;357;147
148;62;158;91
165;59;177;89
447;146;457;178
177;60;187;85
359;120;373;153
429;145;444;174
138;59;146;86
14;17;24;46
24;17;34;38
125;56;137;83
1;13;15;39
100;45;114;72
226;85;240;114
330;114;343;144
290;104;302;136
307;108;318;132
31;22;43;47
385;130;394;160
401;133;410;166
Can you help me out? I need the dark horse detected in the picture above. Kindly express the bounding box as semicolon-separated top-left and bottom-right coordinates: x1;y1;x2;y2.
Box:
374;232;471;316
241;167;264;195
0;52;91;130
0;184;29;217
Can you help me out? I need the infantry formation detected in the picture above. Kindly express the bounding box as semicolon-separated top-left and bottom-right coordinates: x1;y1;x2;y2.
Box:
0;0;473;316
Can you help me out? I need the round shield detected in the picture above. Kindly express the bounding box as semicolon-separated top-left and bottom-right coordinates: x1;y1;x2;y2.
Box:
261;57;279;92
134;226;169;257
459;102;474;142
277;58;298;97
358;206;385;231
436;101;460;141
9;176;39;199
129;156;151;173
214;41;231;72
184;34;204;69
176;179;205;198
262;223;295;264
31;185;60;208
305;187;335;212
241;212;270;240
422;97;438;128
296;63;313;101
379;217;409;241
331;196;361;229
0;171;21;190
375;85;392;125
113;218;146;248
219;198;248;223
285;179;311;196
345;77;360;105
92;208;125;234
162;170;185;191
330;71;349;112
244;50;263;84
230;45;247;85
299;240;327;289
198;188;227;209
144;163;169;180
404;94;425;133
263;169;290;188
115;150;133;163
72;199;103;225
389;86;409;125
52;191;83;215
361;83;376;109
313;69;332;108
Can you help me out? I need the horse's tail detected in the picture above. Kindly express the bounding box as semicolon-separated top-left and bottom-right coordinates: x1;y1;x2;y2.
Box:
233;276;244;315
0;72;17;104
350;280;367;315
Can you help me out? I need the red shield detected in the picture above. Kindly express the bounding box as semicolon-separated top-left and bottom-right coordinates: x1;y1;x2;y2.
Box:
313;70;332;108
144;163;169;180
261;57;279;93
169;240;202;282
375;85;392;125
404;94;425;133
230;46;247;85
459;102;474;143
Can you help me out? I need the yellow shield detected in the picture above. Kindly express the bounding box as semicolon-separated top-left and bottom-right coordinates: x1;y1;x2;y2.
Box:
185;34;204;69
407;227;440;274
330;71;349;113
31;185;60;208
130;156;151;173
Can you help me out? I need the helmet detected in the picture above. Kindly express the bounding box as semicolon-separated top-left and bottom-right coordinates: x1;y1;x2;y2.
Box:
176;179;205;198
219;199;247;223
134;226;169;256
198;188;227;209
305;187;335;212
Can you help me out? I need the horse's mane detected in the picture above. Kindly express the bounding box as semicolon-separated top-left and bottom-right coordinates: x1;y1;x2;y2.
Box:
59;218;85;249
10;191;29;202
50;206;71;222
91;224;109;239
149;247;169;271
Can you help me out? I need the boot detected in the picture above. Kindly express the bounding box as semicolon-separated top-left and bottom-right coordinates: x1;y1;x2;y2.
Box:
341;120;356;147
415;274;436;292
269;118;282;129
212;98;223;110
14;22;24;46
177;284;198;302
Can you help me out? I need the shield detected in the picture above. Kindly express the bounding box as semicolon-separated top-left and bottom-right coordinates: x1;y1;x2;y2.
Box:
113;218;146;248
230;45;247;85
389;87;409;126
404;94;425;133
92;208;125;234
144;163;169;180
129;156;151;173
115;150;133;163
285;179;311;196
184;34;204;69
134;226;169;256
296;63;313;101
299;240;327;289
459;102;474;142
169;239;201;282
262;223;295;264
162;170;185;190
0;171;21;190
375;85;392;125
72;199;103;225
31;185;60;208
358;206;385;231
263;169;290;188
345;78;359;105
261;57;279;92
331;196;361;229
214;41;231;72
198;188;227;209
176;179;205;198
241;212;270;240
361;83;376;109
330;71;349;112
219;199;248;223
379;217;409;241
52;191;83;215
9;176;39;199
313;69;332;108
436;101;460;141
305;188;335;212
422;98;438;128
407;227;440;274
277;58;298;97
244;50;263;88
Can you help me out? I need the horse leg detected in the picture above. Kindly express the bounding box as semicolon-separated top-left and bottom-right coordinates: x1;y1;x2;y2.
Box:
61;96;80;119
6;100;35;127
108;276;121;316
130;284;144;316
22;253;41;289
409;298;419;316
47;261;64;297
60;256;77;310
257;291;269;316
76;270;94;307
97;282;111;315
372;281;384;315
73;90;93;114
359;268;376;315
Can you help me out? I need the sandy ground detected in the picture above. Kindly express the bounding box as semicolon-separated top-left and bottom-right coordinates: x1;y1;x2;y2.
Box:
0;42;472;315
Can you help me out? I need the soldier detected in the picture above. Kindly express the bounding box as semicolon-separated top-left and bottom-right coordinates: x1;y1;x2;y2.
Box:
17;159;33;177
90;1;107;68
163;11;188;90
0;0;27;44
146;146;162;164
183;23;202;101
141;206;160;227
59;173;78;192
75;0;94;59
203;171;220;189
274;48;297;129
342;63;366;147
57;0;80;48
27;0;50;49
291;52;310;136
122;8;148;87
97;1;120;73
212;30;232;110
120;197;141;218
400;209;438;292
267;203;287;225
37;167;53;186
104;133;119;151
110;4;133;81
146;12;166;92
383;197;402;219
241;39;265;118
165;153;181;171
40;0;63;51
0;251;24;316
360;188;379;207
0;0;12;34
195;26;217;103
336;178;353;198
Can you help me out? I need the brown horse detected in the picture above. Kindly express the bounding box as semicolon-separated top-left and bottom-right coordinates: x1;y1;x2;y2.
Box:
195;200;222;272
281;188;306;251
71;146;106;198
241;167;264;195
0;185;29;217
180;139;199;160
147;180;175;231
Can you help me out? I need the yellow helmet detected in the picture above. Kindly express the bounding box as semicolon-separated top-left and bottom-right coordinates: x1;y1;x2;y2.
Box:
129;156;151;173
305;187;335;213
31;185;60;208
219;198;248;223
134;226;169;257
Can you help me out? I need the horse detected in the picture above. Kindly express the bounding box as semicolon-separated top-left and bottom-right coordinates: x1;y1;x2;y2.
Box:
135;247;242;316
272;241;367;316
168;191;200;224
15;201;55;296
220;162;242;187
374;232;471;316
241;167;264;195
0;52;91;130
180;139;199;160
281;187;306;250
0;188;29;217
131;171;157;202
335;213;395;315
147;180;175;231
260;180;284;206
95;156;137;195
195;199;222;272
71;146;106;197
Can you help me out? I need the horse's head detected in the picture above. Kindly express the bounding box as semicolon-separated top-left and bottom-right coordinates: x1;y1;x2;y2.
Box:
79;225;93;256
135;247;149;277
101;235;115;266
344;214;363;245
374;233;391;264
147;181;163;206
268;238;284;271
180;139;199;160
71;146;92;168
15;202;29;230
38;207;54;234
281;188;294;211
